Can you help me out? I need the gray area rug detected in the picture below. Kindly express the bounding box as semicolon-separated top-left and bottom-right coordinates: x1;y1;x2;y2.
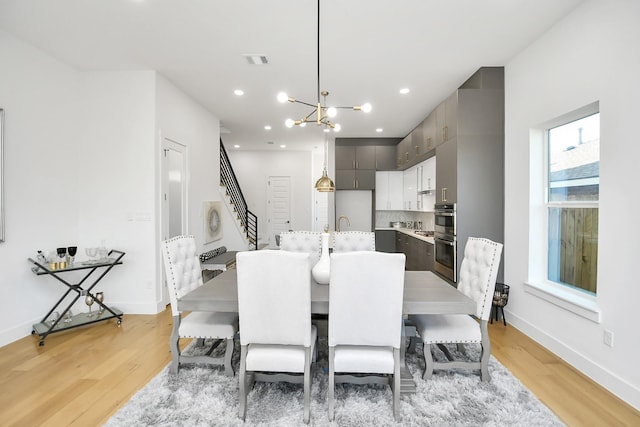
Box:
106;338;563;426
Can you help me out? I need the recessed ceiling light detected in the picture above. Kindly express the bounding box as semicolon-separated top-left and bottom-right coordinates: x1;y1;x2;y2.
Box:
244;54;268;65
376;128;383;133
264;125;272;130
280;144;286;148
234;89;244;96
400;88;410;94
233;144;240;148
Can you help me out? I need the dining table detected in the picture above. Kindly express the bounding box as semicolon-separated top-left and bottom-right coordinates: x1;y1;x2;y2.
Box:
178;269;475;393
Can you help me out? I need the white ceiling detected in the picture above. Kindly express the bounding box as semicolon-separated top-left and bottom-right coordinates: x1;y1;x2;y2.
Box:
0;0;583;152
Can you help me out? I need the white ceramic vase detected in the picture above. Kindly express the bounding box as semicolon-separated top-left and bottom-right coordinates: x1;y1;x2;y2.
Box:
312;232;330;285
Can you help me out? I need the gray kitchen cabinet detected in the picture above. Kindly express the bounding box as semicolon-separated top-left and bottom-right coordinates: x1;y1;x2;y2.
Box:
410;124;424;160
434;66;505;282
335;169;375;190
396;135;411;169
375;230;396;253
435;92;458;146
394;231;433;271
397;117;435;171
435;139;457;204
375;145;397;170
335;145;376;170
335;145;356;170
335;145;376;189
395;232;409;263
421;112;436;154
408;237;432;271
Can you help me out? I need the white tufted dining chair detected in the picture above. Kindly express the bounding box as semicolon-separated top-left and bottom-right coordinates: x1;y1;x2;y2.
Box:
328;251;406;421
332;231;376;253
410;237;503;381
279;231;322;266
236;250;317;424
161;235;238;376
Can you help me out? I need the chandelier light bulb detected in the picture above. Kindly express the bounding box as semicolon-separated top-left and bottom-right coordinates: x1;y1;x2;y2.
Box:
285;118;295;128
277;92;289;103
333;123;341;132
361;103;372;113
327;107;337;118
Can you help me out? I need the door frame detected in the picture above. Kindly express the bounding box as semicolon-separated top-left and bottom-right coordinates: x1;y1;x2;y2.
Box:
160;137;188;307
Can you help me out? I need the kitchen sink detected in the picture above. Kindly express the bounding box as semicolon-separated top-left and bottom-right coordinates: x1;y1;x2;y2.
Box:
414;230;434;237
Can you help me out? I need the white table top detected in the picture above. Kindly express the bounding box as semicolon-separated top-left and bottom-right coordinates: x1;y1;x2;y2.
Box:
179;270;475;316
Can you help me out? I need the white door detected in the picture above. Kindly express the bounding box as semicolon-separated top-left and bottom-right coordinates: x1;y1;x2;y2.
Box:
267;176;291;244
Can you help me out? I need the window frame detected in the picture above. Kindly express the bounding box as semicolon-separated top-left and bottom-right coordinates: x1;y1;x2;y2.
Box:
525;101;601;323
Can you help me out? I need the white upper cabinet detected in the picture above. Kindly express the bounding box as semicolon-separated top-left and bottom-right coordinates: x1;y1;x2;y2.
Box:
375;171;403;210
418;157;436;211
403;166;418;211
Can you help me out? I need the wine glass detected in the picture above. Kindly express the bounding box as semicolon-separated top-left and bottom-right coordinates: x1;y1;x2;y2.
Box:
95;292;105;315
56;247;66;261
97;246;108;261
86;247;98;263
85;294;95;318
67;246;77;264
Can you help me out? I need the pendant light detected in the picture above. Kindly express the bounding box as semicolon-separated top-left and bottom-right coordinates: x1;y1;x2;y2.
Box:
315;134;335;192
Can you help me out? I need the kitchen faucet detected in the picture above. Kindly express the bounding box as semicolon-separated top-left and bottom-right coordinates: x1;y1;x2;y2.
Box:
337;215;350;232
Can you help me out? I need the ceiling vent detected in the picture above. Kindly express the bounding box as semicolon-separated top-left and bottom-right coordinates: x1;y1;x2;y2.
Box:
244;55;268;65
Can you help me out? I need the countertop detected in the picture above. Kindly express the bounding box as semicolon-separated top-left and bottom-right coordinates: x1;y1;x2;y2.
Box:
375;227;435;244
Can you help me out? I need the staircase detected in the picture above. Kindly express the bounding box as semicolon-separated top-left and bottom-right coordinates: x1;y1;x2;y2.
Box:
220;139;258;250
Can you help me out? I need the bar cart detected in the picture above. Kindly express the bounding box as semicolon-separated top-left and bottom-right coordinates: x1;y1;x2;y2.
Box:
28;250;125;346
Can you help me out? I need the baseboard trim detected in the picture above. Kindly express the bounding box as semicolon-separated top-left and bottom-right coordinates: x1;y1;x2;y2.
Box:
505;309;640;411
0;301;164;348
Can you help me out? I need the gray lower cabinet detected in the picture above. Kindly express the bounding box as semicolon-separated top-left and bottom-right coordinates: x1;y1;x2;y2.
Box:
375;230;396;253
394;232;433;271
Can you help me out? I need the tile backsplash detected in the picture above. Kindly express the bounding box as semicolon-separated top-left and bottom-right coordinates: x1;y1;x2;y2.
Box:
375;211;434;230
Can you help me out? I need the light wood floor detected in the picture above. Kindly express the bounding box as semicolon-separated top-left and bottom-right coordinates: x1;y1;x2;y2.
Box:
0;308;638;426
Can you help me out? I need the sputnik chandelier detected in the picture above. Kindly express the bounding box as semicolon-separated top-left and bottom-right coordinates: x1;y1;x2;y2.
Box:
277;0;371;132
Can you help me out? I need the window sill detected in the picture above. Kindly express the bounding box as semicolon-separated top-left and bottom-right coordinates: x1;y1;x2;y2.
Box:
523;281;601;323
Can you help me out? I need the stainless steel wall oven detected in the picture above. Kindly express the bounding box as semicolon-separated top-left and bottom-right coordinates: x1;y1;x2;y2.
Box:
434;203;457;282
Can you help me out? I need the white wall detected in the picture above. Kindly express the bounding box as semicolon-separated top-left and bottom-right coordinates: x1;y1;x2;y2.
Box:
77;70;157;314
0;31;161;345
0;31;84;344
154;75;247;305
0;31;241;346
226;150;316;244
504;0;640;409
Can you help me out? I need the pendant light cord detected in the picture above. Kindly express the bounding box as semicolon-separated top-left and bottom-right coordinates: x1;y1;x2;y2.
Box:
317;0;320;105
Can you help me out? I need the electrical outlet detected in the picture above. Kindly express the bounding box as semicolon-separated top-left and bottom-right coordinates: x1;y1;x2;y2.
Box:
603;329;614;347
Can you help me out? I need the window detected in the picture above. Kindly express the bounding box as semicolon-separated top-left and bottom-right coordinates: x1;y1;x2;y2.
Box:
546;112;599;294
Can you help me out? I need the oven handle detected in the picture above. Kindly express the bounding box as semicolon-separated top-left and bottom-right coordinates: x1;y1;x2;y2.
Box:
435;212;455;217
435;237;455;246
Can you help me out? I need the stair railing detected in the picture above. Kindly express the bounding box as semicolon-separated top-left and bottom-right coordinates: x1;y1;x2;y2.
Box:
220;139;258;250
